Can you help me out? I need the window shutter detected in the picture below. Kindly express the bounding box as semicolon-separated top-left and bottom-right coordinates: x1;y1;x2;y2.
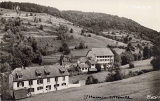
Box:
17;82;19;87
37;80;39;84
22;82;24;86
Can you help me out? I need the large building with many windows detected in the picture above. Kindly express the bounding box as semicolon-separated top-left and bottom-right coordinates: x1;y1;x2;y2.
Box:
9;65;69;99
86;48;114;69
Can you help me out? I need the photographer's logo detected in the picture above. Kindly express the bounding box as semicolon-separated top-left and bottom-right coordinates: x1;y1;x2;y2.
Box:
147;95;160;99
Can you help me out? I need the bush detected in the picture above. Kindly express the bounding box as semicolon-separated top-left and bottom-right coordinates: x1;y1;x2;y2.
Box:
106;70;124;82
70;28;73;33
39;25;43;30
88;34;91;37
129;62;134;68
95;64;101;72
151;58;160;70
86;75;98;85
137;71;144;75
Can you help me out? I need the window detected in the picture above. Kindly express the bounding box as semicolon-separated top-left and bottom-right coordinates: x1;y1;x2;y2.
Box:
47;78;50;83
63;76;65;81
16;72;23;79
37;74;41;77
55;77;58;82
37;79;43;84
37;86;43;90
54;84;59;88
17;75;22;79
61;83;66;86
29;80;33;86
28;88;34;92
82;68;84;70
46;85;51;90
85;68;87;70
17;82;24;87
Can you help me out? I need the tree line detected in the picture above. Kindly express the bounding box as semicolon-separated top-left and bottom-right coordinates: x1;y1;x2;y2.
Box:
0;1;159;43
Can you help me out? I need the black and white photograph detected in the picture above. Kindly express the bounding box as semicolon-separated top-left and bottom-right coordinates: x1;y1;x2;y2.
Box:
0;0;160;101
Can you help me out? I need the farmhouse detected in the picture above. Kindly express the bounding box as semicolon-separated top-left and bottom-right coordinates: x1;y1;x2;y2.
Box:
9;65;69;100
86;48;114;69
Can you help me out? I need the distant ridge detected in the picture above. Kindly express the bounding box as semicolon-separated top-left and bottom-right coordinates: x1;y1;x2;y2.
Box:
0;1;159;42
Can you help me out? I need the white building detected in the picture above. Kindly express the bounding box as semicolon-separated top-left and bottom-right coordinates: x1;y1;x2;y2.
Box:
86;48;114;69
9;65;69;99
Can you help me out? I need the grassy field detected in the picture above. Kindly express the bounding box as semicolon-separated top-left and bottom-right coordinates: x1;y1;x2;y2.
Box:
20;70;160;101
69;58;153;84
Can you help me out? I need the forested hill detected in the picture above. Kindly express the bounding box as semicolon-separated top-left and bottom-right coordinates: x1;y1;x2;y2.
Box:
0;1;159;42
61;11;159;42
0;1;62;17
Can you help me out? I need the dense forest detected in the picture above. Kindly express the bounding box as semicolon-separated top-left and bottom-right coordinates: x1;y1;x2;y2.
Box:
0;1;159;42
62;11;159;42
0;1;62;17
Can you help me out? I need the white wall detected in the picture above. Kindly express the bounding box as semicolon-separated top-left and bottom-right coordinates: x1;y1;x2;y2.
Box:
13;76;69;95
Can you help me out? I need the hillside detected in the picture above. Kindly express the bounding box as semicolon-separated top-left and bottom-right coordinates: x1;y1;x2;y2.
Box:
0;1;159;43
20;70;160;101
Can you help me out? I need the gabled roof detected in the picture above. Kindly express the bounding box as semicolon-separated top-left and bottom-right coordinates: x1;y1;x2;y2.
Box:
91;48;114;56
78;64;89;69
16;71;23;76
11;65;69;82
87;60;96;64
79;57;88;63
44;68;51;74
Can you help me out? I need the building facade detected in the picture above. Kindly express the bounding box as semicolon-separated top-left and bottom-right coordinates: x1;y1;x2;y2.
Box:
86;48;114;69
9;65;69;99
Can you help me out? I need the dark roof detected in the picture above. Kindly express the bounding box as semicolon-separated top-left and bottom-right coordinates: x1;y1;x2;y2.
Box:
35;69;43;74
14;89;28;100
11;65;69;82
44;68;51;73
91;48;114;56
79;57;88;63
89;68;97;72
87;60;96;64
78;64;89;69
16;71;23;76
71;49;90;57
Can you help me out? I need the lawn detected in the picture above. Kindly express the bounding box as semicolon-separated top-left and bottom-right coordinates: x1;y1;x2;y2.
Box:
20;70;160;101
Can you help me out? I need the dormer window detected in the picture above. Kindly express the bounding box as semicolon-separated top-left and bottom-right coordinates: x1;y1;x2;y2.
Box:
59;68;65;74
16;72;23;79
35;69;42;77
44;69;50;76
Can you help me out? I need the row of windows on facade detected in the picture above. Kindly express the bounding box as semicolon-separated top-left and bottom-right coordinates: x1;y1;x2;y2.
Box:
97;59;113;62
17;77;66;87
81;68;88;70
28;83;67;92
96;56;113;58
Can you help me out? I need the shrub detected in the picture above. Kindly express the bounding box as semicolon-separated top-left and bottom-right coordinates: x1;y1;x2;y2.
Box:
151;58;160;71
39;25;43;30
129;62;134;68
70;28;73;33
137;71;144;75
95;64;101;72
88;34;91;37
106;70;124;82
86;75;98;85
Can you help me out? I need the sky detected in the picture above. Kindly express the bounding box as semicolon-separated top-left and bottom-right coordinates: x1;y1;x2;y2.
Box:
1;0;160;32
